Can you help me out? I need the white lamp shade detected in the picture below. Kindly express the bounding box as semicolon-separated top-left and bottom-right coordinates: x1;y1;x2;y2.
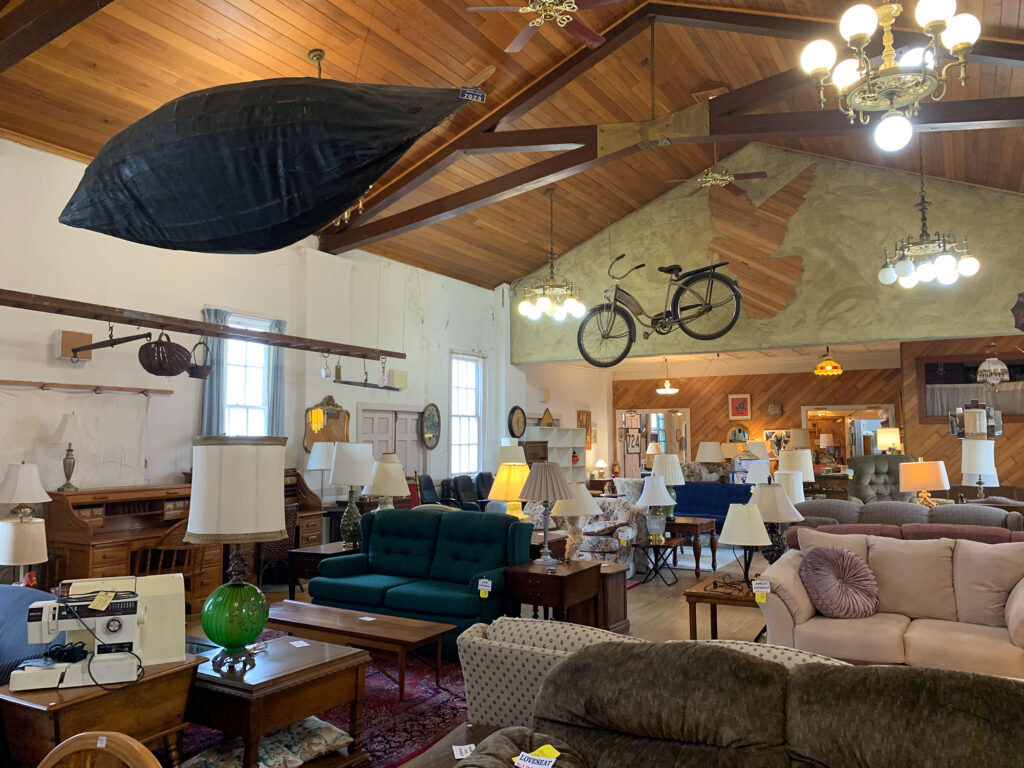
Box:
306;441;334;472
839;4;879;41
646;442;663;456
651;453;686;486
695;442;725;463
635;476;676;509
961;439;997;477
818;434;835;448
329;442;375;486
0;463;50;504
751;483;804;523
496;444;527;468
899;459;950;493
744;462;772;485
595;459;608;469
800;39;837;74
489;462;531;502
0;517;47;566
363;453;410;498
520;462;573;502
552;482;603;519
915;0;956;29
186;436;287;544
720;503;771;546
876;428;902;452
720;443;742;459
789;429;811;449
746;441;770;460
773;470;806;504
52;412;82;445
778;449;815;483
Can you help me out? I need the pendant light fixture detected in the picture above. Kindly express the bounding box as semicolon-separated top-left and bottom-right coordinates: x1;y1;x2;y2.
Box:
814;346;844;376
516;188;585;322
656;357;679;395
977;342;1009;388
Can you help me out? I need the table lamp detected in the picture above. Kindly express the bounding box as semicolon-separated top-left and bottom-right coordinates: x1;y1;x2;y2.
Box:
552;482;602;560
719;502;770;586
363;453;409;511
645;441;662;469
695;441;724;464
720;442;742;460
651;453;685;520
305;441;333;506
789;428;811;449
185;436;287;671
746;441;770;460
751;482;803;564
53;412;82;491
329;442;375;545
876;428;902;454
0;516;47;584
773;470;806;504
961;439;998;498
778;449;815;483
495;442;527;470
594;459;608;479
489;460;530;519
0;462;50;519
636;475;675;544
899;458;949;507
818;434;835;449
520;462;573;567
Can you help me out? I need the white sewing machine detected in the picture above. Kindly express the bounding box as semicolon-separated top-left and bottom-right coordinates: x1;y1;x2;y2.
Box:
9;573;186;692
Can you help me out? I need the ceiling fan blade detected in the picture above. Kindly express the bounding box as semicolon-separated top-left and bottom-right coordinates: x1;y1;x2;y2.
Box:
575;0;628;8
731;171;768;180
467;6;524;11
562;19;605;48
505;23;539;53
724;183;746;196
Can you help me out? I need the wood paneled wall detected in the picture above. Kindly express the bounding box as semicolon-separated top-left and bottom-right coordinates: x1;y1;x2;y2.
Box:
612;368;903;460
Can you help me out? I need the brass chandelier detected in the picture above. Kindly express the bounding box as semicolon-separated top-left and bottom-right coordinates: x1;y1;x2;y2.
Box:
800;1;981;152
517;188;585;322
519;0;578;28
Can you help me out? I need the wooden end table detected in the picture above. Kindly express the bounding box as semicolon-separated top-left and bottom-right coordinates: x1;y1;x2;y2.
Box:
188;637;370;768
566;562;629;632
0;656;200;767
683;577;758;640
664;517;718;579
288;541;359;599
504;560;600;621
266;600;454;700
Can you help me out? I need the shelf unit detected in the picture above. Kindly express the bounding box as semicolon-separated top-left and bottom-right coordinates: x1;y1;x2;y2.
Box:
522;426;587;485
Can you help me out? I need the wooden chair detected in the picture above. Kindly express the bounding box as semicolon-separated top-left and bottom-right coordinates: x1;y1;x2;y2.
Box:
129;519;203;611
37;732;162;768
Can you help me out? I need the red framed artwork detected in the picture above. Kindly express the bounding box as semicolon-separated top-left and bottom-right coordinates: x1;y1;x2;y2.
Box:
728;393;751;421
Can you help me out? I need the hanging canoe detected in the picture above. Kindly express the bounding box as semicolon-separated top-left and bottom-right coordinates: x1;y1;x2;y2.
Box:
59;78;469;254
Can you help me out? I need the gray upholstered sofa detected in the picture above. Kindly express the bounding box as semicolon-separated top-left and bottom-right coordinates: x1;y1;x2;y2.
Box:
847;454;914;503
794;499;1024;530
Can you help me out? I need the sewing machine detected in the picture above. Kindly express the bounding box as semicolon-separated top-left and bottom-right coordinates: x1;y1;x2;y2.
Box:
9;573;186;692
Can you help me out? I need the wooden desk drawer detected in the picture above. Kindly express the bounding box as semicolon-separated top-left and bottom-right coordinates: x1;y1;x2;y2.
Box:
299;531;321;546
202;546;222;568
91;544;128;569
92;564;130;578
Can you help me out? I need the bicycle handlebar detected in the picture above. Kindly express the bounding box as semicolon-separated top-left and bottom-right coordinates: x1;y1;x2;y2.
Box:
608;254;645;281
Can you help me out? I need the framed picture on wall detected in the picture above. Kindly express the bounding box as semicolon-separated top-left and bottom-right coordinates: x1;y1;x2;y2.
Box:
577;410;592;450
728;393;751;421
763;429;791;457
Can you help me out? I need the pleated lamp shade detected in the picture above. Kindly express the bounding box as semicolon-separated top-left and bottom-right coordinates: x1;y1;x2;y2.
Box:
720;503;771;546
552;482;602;519
0;517;47;566
363;453;410;498
306;442;333;472
899;459;950;493
0;463;50;504
520;462;573;502
695;442;725;463
751;483;804;523
186;436;287;544
489;462;531;502
773;470;806;504
745;441;770;460
778;449;815;483
636;476;675;509
651;453;686;486
329;442;375;486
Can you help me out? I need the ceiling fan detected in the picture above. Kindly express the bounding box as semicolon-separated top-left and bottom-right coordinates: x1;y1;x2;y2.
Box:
467;0;626;53
670;145;768;197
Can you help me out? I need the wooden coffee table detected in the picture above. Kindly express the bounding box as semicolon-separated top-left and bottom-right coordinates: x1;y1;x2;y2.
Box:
266;600;455;700
664;516;718;578
288;541;359;599
683;577;758;640
188;636;369;768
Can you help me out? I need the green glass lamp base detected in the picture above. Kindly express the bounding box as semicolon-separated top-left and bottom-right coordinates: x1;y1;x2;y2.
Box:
201;577;268;672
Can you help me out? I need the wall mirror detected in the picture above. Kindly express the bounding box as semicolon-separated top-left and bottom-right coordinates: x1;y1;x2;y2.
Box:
304;395;350;452
727;426;749;442
919;353;1024;421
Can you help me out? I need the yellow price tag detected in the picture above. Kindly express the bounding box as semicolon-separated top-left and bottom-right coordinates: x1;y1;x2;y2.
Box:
479;590;489;598
531;745;560;759
89;591;116;611
755;592;767;604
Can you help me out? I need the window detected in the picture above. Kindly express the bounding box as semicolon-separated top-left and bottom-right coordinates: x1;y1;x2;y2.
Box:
650;413;666;453
450;354;483;475
224;315;272;436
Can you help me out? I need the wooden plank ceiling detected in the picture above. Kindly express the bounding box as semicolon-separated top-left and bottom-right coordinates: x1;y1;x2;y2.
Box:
2;0;1023;288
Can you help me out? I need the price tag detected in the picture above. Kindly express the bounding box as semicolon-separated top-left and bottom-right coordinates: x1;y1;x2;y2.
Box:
751;579;771;594
358;616;376;622
96;736;107;749
88;591;115;611
459;86;487;103
452;744;475;758
290;640;310;648
477;578;492;598
513;745;560;768
755;593;767;604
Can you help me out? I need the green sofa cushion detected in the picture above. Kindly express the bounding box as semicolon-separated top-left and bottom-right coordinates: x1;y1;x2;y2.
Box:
366;509;442;578
428;510;514;583
384;579;481;618
308;573;417;606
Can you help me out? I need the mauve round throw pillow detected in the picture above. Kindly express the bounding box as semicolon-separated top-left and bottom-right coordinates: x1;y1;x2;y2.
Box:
798;546;878;619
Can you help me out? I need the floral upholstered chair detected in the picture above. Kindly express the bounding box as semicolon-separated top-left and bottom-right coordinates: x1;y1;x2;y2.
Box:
523;499;639;578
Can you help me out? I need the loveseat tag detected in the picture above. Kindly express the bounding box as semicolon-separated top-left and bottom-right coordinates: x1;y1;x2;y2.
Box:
477;578;492;598
751;579;770;604
513;744;560;768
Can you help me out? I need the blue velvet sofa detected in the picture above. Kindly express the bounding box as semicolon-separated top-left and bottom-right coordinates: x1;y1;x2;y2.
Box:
671;482;754;532
309;508;531;653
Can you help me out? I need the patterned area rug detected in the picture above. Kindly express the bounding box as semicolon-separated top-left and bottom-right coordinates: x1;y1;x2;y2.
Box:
183;647;466;768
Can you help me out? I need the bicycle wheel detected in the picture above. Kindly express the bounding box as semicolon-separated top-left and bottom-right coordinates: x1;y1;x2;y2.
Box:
671;272;742;341
577;303;635;367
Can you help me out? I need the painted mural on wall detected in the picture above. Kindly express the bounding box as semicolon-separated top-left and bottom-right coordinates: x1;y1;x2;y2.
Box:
511;142;1024;365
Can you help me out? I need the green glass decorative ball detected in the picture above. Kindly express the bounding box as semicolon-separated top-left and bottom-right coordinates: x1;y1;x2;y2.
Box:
201;580;269;652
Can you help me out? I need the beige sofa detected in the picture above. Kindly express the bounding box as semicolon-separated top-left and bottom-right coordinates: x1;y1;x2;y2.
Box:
760;528;1024;678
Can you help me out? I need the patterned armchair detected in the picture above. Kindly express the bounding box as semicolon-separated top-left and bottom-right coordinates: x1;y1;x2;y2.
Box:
523;497;640;577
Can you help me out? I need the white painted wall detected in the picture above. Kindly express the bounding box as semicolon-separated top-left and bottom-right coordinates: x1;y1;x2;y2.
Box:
0;139;506;497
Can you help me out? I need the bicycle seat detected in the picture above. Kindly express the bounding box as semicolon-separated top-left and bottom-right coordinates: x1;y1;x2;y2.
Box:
658;265;683;276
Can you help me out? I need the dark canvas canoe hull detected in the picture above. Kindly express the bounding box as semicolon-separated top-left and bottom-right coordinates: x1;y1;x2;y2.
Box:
59;78;467;254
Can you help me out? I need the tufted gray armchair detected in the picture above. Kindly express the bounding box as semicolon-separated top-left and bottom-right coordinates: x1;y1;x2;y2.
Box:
848;454;915;503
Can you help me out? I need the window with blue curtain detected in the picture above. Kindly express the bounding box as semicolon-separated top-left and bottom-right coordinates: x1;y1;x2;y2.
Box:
200;309;286;437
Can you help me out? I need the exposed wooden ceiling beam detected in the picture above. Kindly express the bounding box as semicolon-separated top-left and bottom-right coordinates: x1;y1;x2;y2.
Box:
0;0;117;73
0;289;406;361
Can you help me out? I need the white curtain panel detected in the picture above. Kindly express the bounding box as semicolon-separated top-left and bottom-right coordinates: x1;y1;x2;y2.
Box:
926;381;1024;417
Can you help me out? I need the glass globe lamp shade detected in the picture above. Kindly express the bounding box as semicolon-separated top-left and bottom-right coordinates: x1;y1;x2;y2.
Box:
517;299;533;316
898;46;936;68
839;4;879;44
914;0;956;32
937;268;959;285
553;303;568;321
831;58;862;91
916;260;937;282
941;13;980;52
894;256;915;277
563;297;579;313
800;39;837;75
526;303;543;320
569;300;586;318
874;111;914;152
899;272;920;288
957;254;980;276
535;295;552;313
933;252;956;273
878;264;898;285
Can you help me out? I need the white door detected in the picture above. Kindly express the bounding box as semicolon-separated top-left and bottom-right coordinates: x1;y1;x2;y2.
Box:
395;412;424;475
357;408;425;475
359;409;394;458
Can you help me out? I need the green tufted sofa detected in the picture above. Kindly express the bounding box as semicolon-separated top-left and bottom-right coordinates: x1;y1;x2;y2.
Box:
308;508;532;654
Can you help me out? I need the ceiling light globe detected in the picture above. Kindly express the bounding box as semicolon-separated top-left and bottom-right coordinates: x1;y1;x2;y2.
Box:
894;257;916;277
517;299;533;317
941;13;981;51
877;264;898;285
839;5;879;44
570;301;586;319
526;303;542;320
916;260;937;282
957;254;980;276
914;0;956;32
898;272;920;289
937;268;959;285
563;297;579;313
898;46;936;68
933;252;957;273
831;58;862;91
874;111;913;152
535;295;552;313
553;304;568;321
800;39;838;75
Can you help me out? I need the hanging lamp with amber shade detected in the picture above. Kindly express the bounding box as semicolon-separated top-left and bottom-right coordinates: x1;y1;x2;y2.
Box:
814;346;843;376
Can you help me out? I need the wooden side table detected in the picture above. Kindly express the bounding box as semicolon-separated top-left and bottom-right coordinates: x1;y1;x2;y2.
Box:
636;538;684;586
664;516;718;579
683;578;758;640
566;562;629;633
504;560;600;622
0;656;201;767
288;541;359;599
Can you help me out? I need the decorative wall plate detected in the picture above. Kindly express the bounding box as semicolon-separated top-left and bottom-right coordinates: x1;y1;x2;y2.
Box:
421;403;441;450
508;405;526;438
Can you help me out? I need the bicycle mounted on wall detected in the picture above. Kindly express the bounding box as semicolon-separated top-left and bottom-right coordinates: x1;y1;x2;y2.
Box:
576;255;742;368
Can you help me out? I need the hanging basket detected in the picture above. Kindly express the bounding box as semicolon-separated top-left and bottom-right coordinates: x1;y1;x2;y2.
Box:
186;340;213;379
138;332;190;376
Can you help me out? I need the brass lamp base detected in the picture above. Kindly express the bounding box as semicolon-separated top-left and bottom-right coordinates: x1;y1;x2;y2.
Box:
915;490;939;507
